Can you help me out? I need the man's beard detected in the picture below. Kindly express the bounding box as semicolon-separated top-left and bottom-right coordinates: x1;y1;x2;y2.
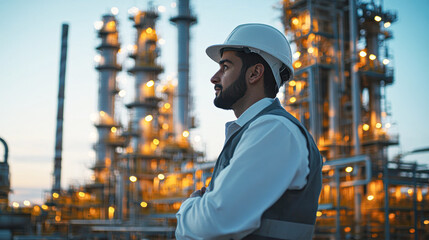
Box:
214;69;247;110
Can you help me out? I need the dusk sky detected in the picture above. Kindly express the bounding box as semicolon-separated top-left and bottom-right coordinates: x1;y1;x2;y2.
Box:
1;0;428;205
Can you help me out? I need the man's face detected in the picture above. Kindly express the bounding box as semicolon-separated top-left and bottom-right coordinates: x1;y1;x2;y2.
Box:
210;51;247;110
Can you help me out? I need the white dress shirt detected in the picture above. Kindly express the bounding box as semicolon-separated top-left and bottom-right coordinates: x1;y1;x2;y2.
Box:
176;98;309;240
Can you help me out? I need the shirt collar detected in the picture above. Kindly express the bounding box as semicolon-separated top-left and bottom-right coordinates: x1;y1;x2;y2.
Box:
235;98;275;127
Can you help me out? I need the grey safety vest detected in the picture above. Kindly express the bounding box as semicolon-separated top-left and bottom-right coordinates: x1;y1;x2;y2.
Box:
207;99;323;240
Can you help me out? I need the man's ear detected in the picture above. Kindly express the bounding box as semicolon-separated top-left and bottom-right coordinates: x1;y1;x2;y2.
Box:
248;63;264;85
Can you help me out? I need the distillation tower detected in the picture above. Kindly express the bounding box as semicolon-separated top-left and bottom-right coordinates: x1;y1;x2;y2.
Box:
282;0;429;239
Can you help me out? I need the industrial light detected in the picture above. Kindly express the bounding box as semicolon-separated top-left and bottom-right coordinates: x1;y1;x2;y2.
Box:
129;176;137;182
293;51;301;59
158;173;165;180
128;7;139;15
146;27;153;34
316;211;322;217
23;200;31;206
384;22;391;28
367;195;374;201
409;228;415;234
389;213;395;220
158;38;166;45
164;103;171;109
359;50;367;57
145;115;153;122
376;123;382;129
118;90;126;97
307;47;314;54
289;97;297;103
41;205;49;210
291;17;299;25
94;21;103;30
146;80;155;87
362;124;370;131
78;192;86;198
158;5;166;12
294;61;302;68
289;80;296;87
424;220;429;225
182;130;190;138
374;15;382;22
33;206;40;212
408;189;413;196
111;127;117;133
153;139;160;145
99;111;106;117
344;227;351;233
369;54;377;60
162;123;169;130
345;166;353;173
53;192;59;199
12;202;19;208
55;216;61;222
382;59;390;65
94;54;102;63
111;7;119;15
140;201;148;208
108;206;115;214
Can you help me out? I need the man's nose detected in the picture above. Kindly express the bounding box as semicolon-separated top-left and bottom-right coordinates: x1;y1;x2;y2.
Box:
210;70;221;84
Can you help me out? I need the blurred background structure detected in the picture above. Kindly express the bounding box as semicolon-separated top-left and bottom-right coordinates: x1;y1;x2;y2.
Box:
0;0;428;239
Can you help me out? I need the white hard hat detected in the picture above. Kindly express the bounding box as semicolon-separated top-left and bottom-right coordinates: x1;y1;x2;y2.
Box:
206;23;294;88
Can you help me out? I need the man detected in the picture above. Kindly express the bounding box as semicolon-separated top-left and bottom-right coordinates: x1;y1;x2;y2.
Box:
176;23;323;240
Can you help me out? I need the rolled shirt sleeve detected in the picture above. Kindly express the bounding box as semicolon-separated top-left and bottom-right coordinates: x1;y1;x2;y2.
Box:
176;115;309;239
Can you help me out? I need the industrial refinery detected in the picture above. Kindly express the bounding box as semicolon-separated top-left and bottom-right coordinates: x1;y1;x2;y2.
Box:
0;0;428;239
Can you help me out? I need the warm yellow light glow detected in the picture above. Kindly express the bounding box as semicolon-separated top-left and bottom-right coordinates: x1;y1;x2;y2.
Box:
129;176;137;182
383;59;390;65
33;205;40;212
344;227;351;233
316;211;322;217
345;166;353;173
53;192;59;199
78;192;86;198
362;124;370;131
146;80;155;87
158;173;165;180
145;115;153;122
55;216;61;222
307;47;314;54
289;80;296;87
359;50;367;57
385;123;391;128
384;22;391;28
140;201;148;208
111;127;117;133
164;103;171;109
369;54;377;60
408;188;413;196
99;111;106;117
374;16;382;22
146;27;153;34
157;5;166;12
94;54;102;63
289;97;296;103
41;205;48;210
424;220;429;225
162;123;169;130
294;61;302;68
153;139;160;145
389;213;396;220
23;200;31;206
291;17;299;25
375;123;382;129
182;130;190;138
293;51;301;59
367;195;374;201
409;228;415;234
108;206;115;219
12;202;19;208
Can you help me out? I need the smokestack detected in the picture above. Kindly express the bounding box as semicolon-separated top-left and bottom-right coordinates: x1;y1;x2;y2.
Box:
52;23;69;194
170;0;197;141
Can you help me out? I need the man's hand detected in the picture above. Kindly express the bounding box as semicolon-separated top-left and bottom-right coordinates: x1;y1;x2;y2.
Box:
190;187;206;198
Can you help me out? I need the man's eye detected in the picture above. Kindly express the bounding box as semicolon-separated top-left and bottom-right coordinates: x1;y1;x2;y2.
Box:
222;65;228;71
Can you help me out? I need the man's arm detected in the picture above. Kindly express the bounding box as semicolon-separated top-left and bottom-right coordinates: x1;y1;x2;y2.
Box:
176;115;309;240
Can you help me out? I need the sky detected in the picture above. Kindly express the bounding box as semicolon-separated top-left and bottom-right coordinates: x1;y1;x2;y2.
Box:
0;0;428;205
